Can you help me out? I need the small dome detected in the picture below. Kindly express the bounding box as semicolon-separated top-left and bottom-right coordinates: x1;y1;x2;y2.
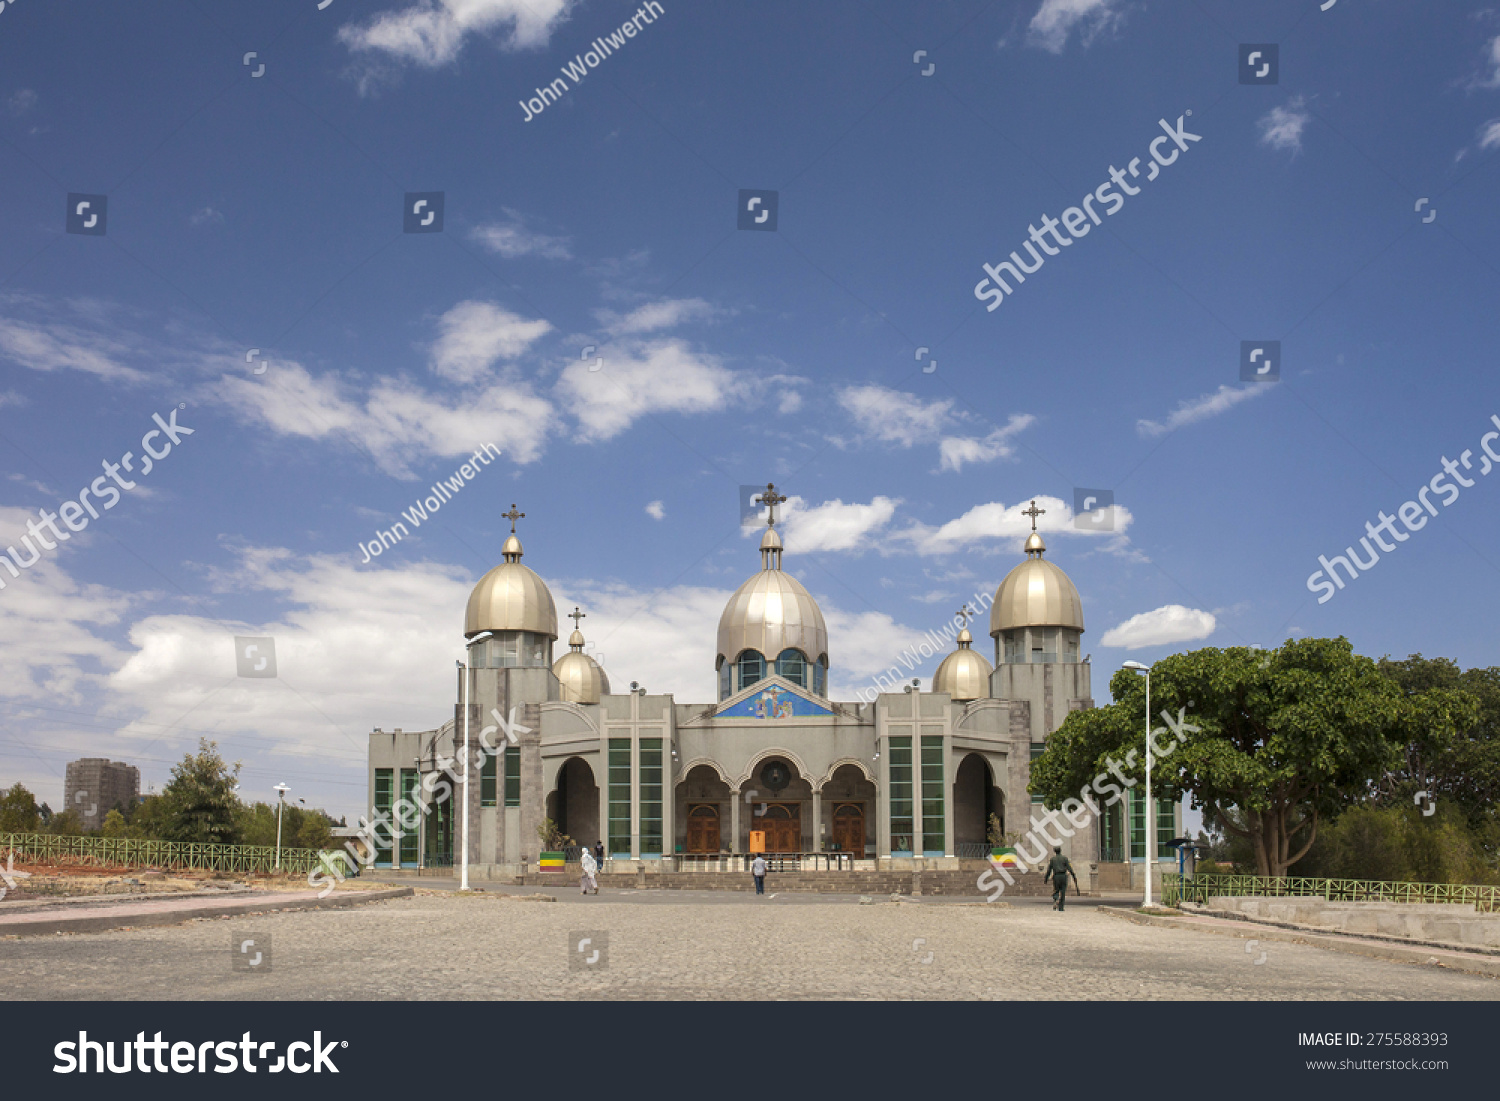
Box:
990;533;1084;634
553;650;609;704
933;645;993;702
568;629;585;648
760;526;782;551
464;534;558;638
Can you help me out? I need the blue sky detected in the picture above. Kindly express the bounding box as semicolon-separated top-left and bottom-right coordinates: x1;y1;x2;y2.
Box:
2;0;1499;821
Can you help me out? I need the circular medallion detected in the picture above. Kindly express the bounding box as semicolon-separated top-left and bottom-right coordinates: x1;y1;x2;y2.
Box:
761;760;791;794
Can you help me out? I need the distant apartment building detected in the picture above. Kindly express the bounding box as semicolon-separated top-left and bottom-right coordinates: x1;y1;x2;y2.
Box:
63;759;140;831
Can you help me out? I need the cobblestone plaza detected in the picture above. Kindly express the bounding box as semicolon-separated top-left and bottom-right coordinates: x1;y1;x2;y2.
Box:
4;892;1495;1001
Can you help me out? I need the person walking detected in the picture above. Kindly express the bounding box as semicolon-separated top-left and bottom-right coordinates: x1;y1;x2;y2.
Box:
579;845;599;896
751;853;767;895
594;839;604;871
1043;846;1080;911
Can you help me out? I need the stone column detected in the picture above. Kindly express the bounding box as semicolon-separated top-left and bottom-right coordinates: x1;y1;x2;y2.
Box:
518;702;544;866
811;787;822;856
730;788;742;854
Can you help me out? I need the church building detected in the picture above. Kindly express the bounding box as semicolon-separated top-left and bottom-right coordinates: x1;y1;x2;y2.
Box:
366;488;1176;881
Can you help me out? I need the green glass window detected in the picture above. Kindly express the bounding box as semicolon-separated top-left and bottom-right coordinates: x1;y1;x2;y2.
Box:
888;736;913;856
399;768;420;865
1157;796;1175;860
608;738;631;857
639;738;663;857
480;752;497;807
920;735;945;855
775;649;806;688
735;650;765;693
1030;742;1046;804
504;744;520;807
1101;800;1123;862
373;768;393;865
1129;790;1146;860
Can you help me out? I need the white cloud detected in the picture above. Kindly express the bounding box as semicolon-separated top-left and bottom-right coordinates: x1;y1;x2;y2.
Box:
468;211;572;260
1479;118;1500;150
1136;383;1269;438
778;495;900;554
645;500;665;520
213;362;555;475
0;314;147;383
6;89;38;116
554;338;741;441
189;206;224;227
1258;96;1310;154
338;0;575;67
1476;34;1500;89
938;414;1036;472
778;390;803;415
428;300;552;384
1028;0;1123;53
838;384;954;448
596;298;717;336
1100;604;1216;649
895;495;1135;557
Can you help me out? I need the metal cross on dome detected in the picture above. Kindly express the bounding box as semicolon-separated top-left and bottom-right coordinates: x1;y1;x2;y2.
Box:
755;483;788;527
502;504;525;533
956;603;973;628
569;607;586;629
1022;500;1045;532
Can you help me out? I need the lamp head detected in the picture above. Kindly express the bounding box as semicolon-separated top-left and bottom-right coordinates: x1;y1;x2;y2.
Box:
1122;661;1149;672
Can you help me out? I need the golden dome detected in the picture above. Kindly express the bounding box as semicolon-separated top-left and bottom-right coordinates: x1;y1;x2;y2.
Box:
717;528;828;666
989;532;1085;634
933;628;993;701
464;534;559;638
553;628;609;704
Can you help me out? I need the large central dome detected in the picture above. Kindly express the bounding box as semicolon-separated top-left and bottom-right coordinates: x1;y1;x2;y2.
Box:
716;525;829;668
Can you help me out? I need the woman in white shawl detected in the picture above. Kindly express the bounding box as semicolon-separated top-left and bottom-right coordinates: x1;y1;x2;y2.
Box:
579;846;599;895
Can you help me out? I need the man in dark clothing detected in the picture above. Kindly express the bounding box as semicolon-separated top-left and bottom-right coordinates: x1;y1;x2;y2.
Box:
1043;846;1080;911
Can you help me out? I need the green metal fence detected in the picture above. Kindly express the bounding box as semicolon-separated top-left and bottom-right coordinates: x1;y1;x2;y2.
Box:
0;832;330;876
1163;872;1500;913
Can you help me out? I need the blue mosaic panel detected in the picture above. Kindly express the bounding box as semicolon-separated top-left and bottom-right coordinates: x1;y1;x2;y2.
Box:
719;683;831;719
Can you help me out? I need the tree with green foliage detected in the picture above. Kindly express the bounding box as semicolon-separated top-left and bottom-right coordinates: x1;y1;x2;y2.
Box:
47;808;84;836
1374;655;1500;830
0;783;40;832
1031;637;1475;878
159;739;242;844
100;808;130;838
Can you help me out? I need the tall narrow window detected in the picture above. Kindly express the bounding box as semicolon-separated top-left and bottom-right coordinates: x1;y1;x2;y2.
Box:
1129;789;1146;860
920;736;945;856
718;659;732;700
480;752;497;807
373;769;393;865
399;768;420;865
1030;742;1046;805
812;659;826;697
607;739;631;857
1156;797;1175;860
504;744;520;807
888;737;913;856
639;738;663;857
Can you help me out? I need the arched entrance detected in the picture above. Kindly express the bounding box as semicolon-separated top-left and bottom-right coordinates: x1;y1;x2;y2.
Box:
954;753;1003;852
548;757;599;847
677;763;732;854
742;755;812;853
821;762;877;856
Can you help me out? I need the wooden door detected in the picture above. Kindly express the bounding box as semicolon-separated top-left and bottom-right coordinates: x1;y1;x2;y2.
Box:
759;804;800;852
686;805;720;853
833;804;864;854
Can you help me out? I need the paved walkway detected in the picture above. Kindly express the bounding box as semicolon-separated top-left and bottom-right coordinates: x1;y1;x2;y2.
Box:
0;888;411;937
2;889;1495;1000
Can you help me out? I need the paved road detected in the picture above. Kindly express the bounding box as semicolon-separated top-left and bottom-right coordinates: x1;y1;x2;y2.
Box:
3;889;1497;1000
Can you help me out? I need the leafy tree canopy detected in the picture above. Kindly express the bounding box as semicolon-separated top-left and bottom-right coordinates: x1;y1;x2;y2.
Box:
1031;637;1475;877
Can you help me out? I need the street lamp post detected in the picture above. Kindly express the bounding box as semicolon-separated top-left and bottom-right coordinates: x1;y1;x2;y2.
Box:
457;659;470;892
273;783;289;871
1122;661;1154;908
